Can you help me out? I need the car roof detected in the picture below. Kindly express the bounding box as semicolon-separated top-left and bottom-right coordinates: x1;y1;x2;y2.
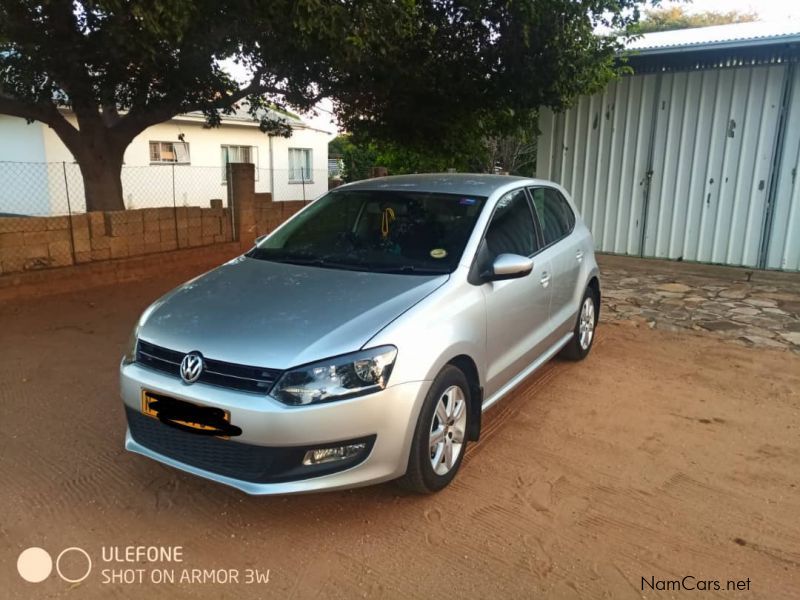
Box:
336;173;557;197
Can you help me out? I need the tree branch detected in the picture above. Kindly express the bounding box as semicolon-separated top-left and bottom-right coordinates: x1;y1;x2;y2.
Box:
113;78;291;140
0;94;80;150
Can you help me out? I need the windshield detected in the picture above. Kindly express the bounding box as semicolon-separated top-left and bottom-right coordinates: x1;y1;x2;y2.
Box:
247;189;487;274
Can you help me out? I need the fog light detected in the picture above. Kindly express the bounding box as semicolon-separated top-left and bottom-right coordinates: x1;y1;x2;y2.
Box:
303;442;367;466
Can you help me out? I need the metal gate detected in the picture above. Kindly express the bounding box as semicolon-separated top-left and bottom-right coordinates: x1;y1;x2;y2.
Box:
537;61;800;271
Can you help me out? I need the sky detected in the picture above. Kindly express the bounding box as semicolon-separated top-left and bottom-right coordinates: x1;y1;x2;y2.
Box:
658;0;800;21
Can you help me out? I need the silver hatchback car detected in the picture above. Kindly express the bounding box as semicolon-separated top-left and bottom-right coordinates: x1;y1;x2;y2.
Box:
120;174;600;494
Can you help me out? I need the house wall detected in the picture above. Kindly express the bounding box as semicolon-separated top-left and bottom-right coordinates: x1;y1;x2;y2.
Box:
21;113;330;212
0;116;50;215
537;62;800;272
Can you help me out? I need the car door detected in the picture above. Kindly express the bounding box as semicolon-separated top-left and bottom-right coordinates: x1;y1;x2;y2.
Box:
480;187;554;401
529;186;582;338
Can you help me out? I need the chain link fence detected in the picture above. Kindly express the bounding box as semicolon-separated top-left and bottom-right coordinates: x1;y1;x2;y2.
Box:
0;161;333;275
255;167;329;202
0;161;235;274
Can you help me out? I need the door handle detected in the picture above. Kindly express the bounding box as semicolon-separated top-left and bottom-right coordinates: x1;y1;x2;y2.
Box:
576;249;584;263
540;272;551;288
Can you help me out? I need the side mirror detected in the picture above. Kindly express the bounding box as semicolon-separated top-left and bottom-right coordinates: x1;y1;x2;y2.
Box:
254;234;268;245
481;253;533;282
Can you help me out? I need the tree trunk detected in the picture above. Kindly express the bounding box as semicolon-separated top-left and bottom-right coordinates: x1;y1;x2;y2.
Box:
75;142;127;212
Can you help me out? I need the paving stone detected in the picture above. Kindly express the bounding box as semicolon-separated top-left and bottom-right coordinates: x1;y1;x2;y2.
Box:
729;307;761;316
743;298;778;308
601;261;798;350
779;332;800;347
718;288;749;299
756;291;797;302
778;301;800;315
657;283;692;293
696;320;740;332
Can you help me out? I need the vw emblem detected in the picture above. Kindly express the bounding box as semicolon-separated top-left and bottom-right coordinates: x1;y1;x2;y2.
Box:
180;352;204;384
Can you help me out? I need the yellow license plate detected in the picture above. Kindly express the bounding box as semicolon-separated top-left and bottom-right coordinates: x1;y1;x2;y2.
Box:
141;390;232;437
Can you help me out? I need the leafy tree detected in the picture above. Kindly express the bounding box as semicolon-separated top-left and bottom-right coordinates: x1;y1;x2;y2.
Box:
631;6;758;34
329;135;378;182
1;0;645;211
483;112;539;176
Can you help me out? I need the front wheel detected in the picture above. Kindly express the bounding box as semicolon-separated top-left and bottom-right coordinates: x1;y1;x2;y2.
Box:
398;365;471;493
560;287;598;361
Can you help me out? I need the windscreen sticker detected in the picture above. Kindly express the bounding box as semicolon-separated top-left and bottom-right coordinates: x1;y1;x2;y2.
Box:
459;198;477;205
430;248;447;259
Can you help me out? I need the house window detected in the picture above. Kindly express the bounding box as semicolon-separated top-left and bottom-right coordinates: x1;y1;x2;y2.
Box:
289;148;313;182
149;141;190;164
221;145;258;181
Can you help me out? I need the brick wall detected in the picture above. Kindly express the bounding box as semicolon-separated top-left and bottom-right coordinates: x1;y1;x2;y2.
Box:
0;205;232;275
227;164;307;250
0;163;308;285
252;192;306;238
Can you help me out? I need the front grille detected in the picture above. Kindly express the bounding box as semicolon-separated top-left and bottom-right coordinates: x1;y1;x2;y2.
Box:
136;339;282;394
125;407;375;484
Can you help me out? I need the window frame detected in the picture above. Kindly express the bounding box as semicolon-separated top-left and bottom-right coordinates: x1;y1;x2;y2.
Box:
526;185;575;251
221;145;259;182
482;187;541;259
288;148;314;184
467;185;547;286
148;141;191;165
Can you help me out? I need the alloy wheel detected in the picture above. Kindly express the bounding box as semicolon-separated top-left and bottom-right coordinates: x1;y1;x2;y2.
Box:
579;296;596;350
429;385;467;476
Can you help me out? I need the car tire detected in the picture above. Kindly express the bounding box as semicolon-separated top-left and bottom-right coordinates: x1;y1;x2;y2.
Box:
560;286;599;361
398;365;471;494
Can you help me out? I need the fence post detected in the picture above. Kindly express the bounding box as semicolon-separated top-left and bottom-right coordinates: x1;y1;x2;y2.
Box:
172;163;179;248
228;163;256;250
62;161;77;265
227;163;238;242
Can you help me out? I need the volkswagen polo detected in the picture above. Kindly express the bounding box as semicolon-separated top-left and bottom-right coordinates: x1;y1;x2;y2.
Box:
120;174;600;494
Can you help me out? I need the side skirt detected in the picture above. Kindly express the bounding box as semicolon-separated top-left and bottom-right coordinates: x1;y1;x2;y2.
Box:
481;332;574;413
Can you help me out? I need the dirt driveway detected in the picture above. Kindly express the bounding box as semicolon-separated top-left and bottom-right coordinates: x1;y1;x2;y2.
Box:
1;266;799;599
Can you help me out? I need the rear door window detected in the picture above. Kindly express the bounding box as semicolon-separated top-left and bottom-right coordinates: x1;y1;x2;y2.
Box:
529;187;575;246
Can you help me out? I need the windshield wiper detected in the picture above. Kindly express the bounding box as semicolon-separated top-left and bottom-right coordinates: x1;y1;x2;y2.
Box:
371;265;449;275
254;253;373;272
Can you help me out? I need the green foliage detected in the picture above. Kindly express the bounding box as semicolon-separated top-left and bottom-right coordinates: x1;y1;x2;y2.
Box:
330;111;539;181
329;135;378;182
0;1;649;208
631;6;758;34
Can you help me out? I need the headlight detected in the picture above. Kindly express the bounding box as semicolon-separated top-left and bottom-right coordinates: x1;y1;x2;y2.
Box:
270;346;398;406
122;323;140;365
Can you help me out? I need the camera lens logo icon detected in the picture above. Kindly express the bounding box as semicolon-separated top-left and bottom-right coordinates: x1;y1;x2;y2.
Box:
17;547;92;584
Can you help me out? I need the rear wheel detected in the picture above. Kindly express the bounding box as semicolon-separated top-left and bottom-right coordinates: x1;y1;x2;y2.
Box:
560;287;598;361
398;365;470;493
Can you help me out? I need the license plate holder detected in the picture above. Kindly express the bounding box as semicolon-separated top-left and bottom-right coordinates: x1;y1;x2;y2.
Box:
141;390;241;438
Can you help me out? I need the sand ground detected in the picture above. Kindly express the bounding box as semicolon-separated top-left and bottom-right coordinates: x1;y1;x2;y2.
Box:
1;269;799;598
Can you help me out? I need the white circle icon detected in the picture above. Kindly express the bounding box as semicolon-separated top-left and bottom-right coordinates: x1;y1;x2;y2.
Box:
17;547;53;583
56;547;92;583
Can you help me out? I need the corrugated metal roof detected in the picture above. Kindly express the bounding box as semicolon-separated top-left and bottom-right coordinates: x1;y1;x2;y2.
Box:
627;21;800;54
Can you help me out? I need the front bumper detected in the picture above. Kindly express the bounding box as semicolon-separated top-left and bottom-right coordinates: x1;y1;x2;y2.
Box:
120;362;430;494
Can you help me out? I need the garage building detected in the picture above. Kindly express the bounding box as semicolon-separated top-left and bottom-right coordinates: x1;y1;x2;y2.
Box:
536;22;800;271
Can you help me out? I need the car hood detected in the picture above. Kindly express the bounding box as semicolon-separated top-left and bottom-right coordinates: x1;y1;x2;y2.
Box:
138;256;447;369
